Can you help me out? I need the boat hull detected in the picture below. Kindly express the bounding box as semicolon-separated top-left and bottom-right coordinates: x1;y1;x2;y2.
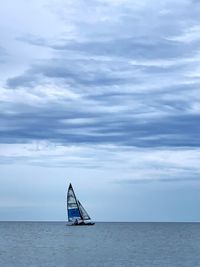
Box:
67;222;95;226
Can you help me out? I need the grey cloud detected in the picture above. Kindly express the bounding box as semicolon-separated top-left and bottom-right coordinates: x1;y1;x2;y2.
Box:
1;99;200;148
52;38;193;60
2;0;200;151
16;35;48;47
5;50;193;91
6;57;140;89
0;46;8;64
116;176;200;184
7;73;39;89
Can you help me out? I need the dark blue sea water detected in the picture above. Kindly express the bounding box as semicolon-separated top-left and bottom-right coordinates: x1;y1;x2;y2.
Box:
0;222;200;267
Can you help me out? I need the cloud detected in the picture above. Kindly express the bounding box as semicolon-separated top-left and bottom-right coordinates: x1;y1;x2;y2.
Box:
0;46;8;63
116;176;200;184
1;0;200;175
167;25;200;44
1;143;200;187
2;0;200;221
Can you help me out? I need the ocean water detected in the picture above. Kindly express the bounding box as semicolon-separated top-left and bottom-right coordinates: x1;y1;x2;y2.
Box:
0;222;200;267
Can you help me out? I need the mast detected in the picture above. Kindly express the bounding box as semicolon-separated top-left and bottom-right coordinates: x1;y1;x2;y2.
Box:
67;183;71;221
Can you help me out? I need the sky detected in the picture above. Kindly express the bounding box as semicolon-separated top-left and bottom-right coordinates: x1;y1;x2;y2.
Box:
1;0;200;222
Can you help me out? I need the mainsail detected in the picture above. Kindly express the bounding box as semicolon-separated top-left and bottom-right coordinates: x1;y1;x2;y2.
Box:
67;183;82;222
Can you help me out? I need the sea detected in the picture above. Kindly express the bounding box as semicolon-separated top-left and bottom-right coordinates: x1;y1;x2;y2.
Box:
0;222;200;267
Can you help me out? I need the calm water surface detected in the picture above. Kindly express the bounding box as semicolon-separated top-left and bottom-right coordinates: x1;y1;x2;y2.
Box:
0;222;200;266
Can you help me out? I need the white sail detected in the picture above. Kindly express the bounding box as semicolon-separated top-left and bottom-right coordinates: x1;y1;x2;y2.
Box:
77;200;91;220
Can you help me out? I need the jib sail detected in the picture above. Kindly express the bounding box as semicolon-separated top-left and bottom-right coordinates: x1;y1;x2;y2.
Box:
77;200;91;221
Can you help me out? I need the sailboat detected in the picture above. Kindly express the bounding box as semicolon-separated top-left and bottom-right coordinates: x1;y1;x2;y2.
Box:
67;183;95;226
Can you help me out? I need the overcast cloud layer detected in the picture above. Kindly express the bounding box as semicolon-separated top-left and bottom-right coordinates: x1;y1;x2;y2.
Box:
1;0;200;221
